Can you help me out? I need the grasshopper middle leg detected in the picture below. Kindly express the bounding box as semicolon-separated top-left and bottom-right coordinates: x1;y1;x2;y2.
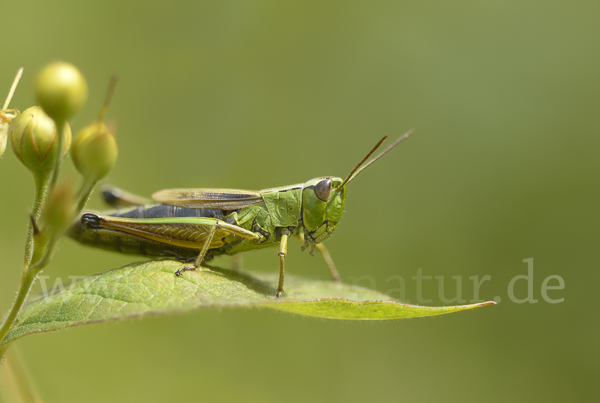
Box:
277;229;290;298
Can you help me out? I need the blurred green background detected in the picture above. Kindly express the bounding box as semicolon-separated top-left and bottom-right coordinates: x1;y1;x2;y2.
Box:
1;0;598;402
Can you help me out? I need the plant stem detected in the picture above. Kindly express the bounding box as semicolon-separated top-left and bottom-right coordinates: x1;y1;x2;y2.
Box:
2;68;24;111
98;76;118;122
0;269;37;351
24;173;52;267
76;177;97;213
49;118;66;189
0;174;52;357
0;344;7;362
0;348;44;403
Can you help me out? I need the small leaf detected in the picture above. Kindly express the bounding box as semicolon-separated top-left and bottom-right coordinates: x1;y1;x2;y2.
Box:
1;260;495;344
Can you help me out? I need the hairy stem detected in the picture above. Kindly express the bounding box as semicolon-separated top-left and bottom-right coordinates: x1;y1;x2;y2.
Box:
0;269;38;351
0;173;52;357
49;118;66;189
24;174;52;267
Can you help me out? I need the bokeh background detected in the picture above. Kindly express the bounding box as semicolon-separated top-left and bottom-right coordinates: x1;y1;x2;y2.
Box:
1;1;598;402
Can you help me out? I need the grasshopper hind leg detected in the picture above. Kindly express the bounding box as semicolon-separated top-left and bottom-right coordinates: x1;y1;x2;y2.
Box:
163;250;215;276
174;222;218;277
174;250;214;276
175;266;195;276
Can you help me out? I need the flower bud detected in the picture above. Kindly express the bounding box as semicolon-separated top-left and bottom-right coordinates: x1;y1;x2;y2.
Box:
10;106;71;173
71;122;118;182
0;114;10;158
42;179;76;232
35;62;87;122
1;109;19;158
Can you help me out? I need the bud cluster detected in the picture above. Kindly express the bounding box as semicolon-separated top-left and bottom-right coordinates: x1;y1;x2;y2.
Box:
6;62;118;186
3;61;120;259
0;62;122;356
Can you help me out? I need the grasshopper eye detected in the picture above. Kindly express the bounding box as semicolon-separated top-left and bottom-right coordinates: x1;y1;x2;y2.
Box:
315;179;332;202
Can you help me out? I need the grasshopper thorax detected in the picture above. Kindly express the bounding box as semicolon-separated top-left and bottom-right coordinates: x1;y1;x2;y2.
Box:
301;176;346;244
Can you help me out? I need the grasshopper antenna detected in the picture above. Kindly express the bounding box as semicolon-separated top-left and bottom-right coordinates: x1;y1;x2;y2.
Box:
337;130;413;191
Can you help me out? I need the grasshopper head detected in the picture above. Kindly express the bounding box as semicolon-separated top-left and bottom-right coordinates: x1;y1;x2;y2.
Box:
302;177;346;244
301;131;413;246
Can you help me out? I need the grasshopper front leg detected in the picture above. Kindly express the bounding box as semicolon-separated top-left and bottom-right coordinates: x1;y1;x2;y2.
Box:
296;233;341;282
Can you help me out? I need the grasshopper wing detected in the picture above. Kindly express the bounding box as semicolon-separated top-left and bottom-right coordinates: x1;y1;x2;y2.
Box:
152;188;264;210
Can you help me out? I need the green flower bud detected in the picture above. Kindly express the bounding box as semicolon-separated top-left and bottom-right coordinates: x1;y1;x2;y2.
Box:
10;106;71;173
35;62;87;122
42;179;76;233
72;122;118;182
1;109;18;158
0;114;10;158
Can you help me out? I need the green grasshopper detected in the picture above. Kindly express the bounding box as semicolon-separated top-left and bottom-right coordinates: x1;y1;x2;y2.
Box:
69;131;412;297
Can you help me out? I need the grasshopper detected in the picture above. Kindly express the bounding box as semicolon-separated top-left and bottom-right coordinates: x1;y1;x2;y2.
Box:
69;131;412;297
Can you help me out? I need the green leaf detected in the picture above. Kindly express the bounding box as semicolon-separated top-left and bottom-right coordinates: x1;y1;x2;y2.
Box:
1;260;495;344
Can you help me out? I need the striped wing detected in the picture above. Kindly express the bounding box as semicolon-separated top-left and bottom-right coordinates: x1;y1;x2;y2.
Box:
152;188;263;210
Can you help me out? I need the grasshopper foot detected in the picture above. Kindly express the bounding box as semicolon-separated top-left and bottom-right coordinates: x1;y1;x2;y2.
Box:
175;266;197;276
